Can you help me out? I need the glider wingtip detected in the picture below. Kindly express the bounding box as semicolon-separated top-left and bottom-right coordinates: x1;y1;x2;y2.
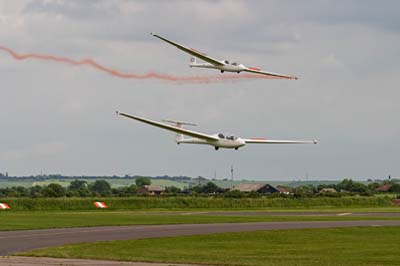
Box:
116;110;120;116
313;139;319;144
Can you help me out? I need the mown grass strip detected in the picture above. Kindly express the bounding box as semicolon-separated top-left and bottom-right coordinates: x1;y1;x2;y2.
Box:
22;226;400;266
1;210;400;231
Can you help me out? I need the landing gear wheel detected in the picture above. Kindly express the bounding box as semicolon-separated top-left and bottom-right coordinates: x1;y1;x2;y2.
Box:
237;71;240;74
214;146;219;151
220;70;224;73
235;147;239;150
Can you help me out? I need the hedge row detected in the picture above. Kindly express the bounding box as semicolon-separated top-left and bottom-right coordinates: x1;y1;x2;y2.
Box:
0;196;395;211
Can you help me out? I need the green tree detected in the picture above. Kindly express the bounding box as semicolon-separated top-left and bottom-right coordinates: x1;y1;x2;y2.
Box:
202;182;221;193
89;180;111;196
336;179;367;193
165;186;181;193
389;184;400;193
42;183;66;197
68;180;88;190
111;184;138;197
127;184;138;195
68;180;90;197
367;182;380;191
30;185;44;198
135;177;151;187
190;182;222;194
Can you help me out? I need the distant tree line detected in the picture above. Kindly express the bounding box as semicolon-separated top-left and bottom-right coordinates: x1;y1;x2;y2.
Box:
0;178;146;198
0;174;191;182
0;179;222;198
0;178;399;198
280;179;400;199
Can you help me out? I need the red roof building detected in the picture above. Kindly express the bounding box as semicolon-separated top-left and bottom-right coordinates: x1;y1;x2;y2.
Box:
375;184;391;192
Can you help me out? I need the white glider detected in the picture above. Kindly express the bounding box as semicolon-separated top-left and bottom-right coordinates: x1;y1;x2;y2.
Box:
117;111;317;150
151;32;298;80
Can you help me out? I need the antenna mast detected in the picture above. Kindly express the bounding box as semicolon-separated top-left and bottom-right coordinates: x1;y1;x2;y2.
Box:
231;165;234;189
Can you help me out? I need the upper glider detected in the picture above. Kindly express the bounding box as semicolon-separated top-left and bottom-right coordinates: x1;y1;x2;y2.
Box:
151;32;298;80
117;111;317;151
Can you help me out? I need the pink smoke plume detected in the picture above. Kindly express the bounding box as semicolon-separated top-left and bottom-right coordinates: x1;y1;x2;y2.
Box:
0;45;286;83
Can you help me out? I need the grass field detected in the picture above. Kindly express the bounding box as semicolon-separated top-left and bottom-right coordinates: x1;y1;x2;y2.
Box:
22;226;400;266
1;210;400;231
1;196;396;211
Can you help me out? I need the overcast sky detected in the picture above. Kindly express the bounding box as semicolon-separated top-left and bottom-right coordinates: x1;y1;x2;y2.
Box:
0;0;399;180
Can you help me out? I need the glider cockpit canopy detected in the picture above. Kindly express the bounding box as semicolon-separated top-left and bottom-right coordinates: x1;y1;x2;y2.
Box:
218;133;237;140
223;60;239;66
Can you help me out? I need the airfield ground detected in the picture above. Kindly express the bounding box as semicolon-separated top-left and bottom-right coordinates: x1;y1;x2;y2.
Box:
1;208;399;265
11;225;400;266
0;257;203;266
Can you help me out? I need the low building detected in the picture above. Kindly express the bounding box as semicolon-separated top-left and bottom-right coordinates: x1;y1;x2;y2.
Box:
375;184;391;192
319;188;337;193
138;185;164;195
234;183;280;194
276;186;291;195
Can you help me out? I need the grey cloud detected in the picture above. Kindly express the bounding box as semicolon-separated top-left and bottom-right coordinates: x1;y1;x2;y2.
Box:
23;0;119;20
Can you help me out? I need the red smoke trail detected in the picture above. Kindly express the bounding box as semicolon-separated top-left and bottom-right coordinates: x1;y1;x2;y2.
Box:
0;45;284;83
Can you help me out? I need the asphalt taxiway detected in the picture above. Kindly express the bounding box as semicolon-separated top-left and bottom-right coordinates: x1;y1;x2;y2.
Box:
1;220;400;256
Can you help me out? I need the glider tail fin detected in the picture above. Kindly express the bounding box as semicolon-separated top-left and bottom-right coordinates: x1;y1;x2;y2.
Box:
175;132;184;144
162;120;197;144
189;57;197;67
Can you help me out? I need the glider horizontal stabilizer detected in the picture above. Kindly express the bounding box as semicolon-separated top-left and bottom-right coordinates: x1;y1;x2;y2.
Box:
244;138;318;144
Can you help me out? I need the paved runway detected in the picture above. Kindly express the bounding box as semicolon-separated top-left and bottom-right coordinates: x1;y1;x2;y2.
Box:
1;220;400;255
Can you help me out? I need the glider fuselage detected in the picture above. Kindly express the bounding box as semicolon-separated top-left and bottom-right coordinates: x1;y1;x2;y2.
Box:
177;134;246;149
190;62;246;73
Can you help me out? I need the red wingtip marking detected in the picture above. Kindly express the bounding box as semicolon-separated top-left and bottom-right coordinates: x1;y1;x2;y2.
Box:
190;48;206;56
249;67;261;71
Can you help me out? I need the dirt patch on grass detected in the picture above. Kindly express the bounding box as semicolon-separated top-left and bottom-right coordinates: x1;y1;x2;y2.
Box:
0;256;206;266
392;199;400;206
